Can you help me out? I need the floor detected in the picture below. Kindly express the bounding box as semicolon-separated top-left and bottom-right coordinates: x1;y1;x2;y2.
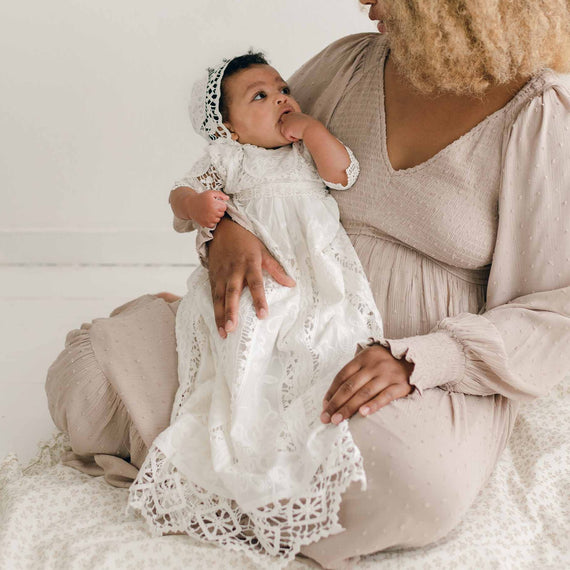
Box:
0;265;190;465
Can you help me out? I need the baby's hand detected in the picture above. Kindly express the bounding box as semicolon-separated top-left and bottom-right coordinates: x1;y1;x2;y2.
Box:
188;190;229;229
279;112;320;143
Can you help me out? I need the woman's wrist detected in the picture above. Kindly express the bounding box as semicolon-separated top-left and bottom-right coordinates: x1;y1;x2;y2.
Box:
205;213;232;248
371;331;466;396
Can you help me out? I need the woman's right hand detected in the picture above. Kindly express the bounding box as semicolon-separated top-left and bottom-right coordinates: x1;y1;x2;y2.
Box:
208;217;296;339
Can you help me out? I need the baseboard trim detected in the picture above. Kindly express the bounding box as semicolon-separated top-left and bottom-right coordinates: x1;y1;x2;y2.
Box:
0;230;200;266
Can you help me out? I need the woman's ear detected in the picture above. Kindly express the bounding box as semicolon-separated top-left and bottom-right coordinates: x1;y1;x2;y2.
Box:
224;122;239;141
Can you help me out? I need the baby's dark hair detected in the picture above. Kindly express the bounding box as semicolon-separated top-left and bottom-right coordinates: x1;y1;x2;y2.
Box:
219;51;269;122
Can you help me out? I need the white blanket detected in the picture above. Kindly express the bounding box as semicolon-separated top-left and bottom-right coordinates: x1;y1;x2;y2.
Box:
1;381;568;570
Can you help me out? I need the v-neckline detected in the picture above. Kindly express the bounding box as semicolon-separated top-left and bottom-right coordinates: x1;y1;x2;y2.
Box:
376;38;542;176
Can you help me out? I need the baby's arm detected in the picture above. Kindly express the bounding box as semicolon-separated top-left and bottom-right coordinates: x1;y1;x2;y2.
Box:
170;185;229;229
169;158;258;268
280;112;351;187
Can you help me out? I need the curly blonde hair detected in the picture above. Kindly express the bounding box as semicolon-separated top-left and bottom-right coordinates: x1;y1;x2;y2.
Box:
383;0;570;95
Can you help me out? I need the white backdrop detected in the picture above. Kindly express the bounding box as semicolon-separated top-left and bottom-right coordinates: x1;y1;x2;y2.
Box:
0;0;373;265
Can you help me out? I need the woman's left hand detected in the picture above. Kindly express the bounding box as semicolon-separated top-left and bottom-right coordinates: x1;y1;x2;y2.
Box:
320;344;414;425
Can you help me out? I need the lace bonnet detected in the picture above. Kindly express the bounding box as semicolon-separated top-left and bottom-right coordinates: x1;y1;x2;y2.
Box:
189;57;234;142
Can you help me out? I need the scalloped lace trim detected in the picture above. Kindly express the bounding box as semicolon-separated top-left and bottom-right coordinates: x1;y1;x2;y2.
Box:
128;432;364;569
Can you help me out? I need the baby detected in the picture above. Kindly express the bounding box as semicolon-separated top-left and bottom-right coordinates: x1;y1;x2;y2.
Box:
128;52;383;568
175;53;355;233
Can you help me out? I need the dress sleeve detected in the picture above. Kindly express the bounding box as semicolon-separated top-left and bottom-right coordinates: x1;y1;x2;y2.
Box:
373;80;570;401
170;151;224;234
170;144;256;267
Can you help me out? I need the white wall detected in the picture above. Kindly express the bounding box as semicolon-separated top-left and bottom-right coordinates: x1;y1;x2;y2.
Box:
0;0;373;265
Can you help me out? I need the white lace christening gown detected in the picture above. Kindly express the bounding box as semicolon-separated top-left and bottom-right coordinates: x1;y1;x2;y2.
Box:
128;138;383;568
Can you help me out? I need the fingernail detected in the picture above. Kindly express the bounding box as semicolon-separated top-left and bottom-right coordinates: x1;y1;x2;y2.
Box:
225;320;233;331
321;412;330;423
259;308;268;319
331;413;343;424
218;327;226;338
360;406;370;416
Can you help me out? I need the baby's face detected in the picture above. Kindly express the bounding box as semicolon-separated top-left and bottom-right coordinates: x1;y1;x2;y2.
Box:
223;65;301;148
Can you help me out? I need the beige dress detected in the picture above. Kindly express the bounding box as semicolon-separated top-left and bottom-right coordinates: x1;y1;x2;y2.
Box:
46;33;570;570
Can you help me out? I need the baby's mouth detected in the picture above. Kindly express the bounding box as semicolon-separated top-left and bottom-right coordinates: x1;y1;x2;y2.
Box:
278;108;293;123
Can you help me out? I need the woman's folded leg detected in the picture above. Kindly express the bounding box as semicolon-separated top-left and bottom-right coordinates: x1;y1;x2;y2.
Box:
299;387;517;569
45;295;518;566
45;294;181;488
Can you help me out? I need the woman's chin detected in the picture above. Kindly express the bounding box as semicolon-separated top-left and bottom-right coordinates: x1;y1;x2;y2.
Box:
377;21;387;34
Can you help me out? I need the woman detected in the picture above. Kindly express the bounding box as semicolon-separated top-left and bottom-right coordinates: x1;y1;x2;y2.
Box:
46;1;570;568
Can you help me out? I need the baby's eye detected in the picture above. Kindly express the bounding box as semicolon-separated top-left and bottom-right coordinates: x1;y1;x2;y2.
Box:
281;86;291;95
253;91;267;101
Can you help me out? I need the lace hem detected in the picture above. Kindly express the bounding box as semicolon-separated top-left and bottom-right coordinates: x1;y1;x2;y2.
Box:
127;431;366;569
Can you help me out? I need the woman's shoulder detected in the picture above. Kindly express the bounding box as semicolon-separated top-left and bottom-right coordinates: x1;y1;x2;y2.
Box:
288;34;379;93
503;69;570;129
537;70;570;110
499;71;569;198
288;33;382;124
302;32;380;66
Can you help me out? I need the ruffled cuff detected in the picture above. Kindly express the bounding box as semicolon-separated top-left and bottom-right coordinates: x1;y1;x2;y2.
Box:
369;330;466;396
367;311;542;399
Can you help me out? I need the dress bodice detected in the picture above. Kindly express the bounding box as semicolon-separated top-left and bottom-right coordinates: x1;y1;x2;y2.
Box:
321;35;550;338
207;139;328;202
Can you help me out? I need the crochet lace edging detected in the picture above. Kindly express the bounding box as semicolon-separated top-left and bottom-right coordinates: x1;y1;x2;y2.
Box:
127;432;366;569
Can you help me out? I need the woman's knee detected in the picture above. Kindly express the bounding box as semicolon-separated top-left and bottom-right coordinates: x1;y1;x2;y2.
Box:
367;452;469;548
343;400;485;549
46;324;94;433
382;454;472;547
45;322;131;456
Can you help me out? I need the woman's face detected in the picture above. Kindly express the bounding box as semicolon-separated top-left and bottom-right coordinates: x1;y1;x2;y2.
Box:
359;0;389;34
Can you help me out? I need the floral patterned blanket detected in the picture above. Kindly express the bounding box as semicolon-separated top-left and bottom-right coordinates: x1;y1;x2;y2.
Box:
1;380;568;570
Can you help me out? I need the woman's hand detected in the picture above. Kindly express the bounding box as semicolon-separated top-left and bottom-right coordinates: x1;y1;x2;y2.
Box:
208;217;296;339
320;344;414;424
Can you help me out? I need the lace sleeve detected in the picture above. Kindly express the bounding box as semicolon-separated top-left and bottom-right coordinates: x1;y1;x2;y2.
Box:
171;162;225;196
170;150;223;230
170;146;257;267
322;144;360;191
